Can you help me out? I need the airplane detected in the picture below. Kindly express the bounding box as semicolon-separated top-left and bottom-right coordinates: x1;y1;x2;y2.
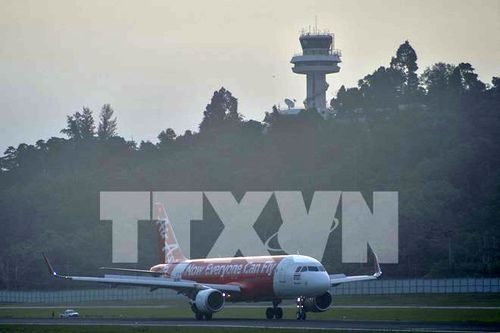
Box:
43;203;382;321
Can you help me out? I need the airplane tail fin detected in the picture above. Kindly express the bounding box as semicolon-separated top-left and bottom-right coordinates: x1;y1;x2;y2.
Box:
154;202;187;263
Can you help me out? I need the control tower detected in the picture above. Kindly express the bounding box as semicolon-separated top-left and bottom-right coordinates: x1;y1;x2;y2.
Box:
290;29;341;113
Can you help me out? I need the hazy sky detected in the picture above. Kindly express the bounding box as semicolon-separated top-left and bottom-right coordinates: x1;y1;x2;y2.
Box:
1;0;499;152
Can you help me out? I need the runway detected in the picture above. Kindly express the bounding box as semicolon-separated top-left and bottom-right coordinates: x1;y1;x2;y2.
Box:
1;318;499;332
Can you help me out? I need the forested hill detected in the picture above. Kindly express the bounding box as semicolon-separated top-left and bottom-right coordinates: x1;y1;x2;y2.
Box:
1;41;499;290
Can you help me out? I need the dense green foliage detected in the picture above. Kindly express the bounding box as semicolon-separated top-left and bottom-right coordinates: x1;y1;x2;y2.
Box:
1;42;499;289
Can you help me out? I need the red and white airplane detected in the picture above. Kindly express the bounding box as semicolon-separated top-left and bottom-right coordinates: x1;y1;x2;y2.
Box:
43;203;381;320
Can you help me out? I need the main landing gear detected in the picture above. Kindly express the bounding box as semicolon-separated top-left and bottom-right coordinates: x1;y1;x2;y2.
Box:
191;303;213;320
265;299;283;319
296;296;307;320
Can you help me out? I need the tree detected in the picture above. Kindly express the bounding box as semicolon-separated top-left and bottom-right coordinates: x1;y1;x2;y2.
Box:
97;104;117;140
0;146;18;171
80;107;95;139
332;85;364;116
421;63;455;100
358;66;404;108
390;41;419;97
492;77;500;91
139;140;157;154
61;107;95;140
263;105;281;126
157;128;177;146
61;114;81;140
176;130;195;146
199;87;241;133
449;63;486;93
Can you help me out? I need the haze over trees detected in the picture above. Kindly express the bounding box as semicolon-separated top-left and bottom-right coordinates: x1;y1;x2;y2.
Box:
0;41;499;289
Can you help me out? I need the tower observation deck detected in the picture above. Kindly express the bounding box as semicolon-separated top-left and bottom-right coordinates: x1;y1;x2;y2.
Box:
290;29;341;113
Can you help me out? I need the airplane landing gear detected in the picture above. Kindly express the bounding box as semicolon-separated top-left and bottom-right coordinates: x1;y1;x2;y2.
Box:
265;299;283;319
296;297;307;320
265;307;274;319
191;302;213;320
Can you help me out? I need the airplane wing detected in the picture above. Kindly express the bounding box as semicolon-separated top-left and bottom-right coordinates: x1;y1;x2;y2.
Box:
99;267;165;277
329;246;382;286
42;254;241;295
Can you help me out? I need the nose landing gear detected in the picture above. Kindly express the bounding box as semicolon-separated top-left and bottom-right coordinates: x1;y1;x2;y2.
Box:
265;299;283;319
296;296;307;320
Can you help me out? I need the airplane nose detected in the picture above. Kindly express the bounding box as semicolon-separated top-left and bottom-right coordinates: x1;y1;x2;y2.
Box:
309;272;331;295
321;272;330;291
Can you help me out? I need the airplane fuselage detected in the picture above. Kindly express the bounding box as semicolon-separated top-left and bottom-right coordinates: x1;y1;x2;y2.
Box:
150;254;331;302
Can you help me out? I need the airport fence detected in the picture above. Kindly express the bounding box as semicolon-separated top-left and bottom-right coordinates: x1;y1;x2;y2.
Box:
330;277;500;295
0;288;183;304
0;278;499;303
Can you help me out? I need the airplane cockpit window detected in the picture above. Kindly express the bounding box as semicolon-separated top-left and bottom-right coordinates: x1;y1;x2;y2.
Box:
300;266;307;272
308;266;319;271
295;266;302;272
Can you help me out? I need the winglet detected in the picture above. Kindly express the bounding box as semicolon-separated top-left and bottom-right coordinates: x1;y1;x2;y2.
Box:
368;245;382;278
42;253;68;279
42;253;57;276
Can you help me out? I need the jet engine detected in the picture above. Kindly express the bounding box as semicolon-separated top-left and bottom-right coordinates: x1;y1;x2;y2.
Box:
303;291;332;312
195;289;225;313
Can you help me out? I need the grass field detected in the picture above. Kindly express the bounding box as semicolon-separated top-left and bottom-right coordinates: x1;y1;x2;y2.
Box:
1;306;499;323
1;294;499;323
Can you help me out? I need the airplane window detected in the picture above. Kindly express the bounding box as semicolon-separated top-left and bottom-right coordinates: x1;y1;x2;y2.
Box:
295;266;302;272
308;266;319;271
300;266;307;272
